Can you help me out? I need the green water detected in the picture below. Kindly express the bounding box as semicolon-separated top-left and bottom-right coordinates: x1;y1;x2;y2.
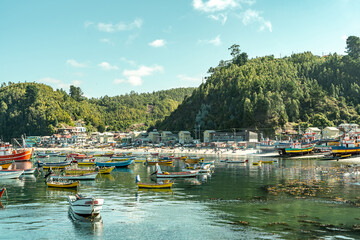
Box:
1;154;360;239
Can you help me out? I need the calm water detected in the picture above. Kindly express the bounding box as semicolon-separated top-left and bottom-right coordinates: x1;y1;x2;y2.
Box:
1;153;360;239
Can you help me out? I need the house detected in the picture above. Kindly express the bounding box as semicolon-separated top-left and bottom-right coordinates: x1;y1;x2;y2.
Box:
203;130;216;143
322;127;340;139
148;130;160;143
305;127;322;141
161;131;176;143
178;131;192;144
338;123;359;135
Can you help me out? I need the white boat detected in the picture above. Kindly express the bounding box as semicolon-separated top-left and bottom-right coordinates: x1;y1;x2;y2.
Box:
68;194;104;216
156;165;198;178
0;170;24;179
22;168;37;175
50;172;98;180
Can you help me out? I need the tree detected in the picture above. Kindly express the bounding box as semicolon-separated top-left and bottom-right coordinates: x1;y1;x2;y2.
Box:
69;85;84;101
228;44;248;66
346;36;360;59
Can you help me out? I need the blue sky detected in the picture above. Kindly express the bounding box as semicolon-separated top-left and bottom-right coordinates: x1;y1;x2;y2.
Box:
1;0;360;98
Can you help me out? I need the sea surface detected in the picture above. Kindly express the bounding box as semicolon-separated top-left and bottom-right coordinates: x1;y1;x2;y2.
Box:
1;153;360;239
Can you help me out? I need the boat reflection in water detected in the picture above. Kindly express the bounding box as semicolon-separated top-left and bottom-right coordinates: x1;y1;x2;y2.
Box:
13;161;33;170
68;208;103;237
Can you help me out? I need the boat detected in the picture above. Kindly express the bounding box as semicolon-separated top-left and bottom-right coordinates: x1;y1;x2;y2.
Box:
0;170;24;179
50;172;98;180
0;142;34;162
220;159;247;163
155;165;198;178
135;175;173;189
95;159;133;168
146;159;173;165
37;161;71;169
174;156;187;160
278;142;315;156
73;154;93;160
37;150;60;157
0;188;6;199
36;154;50;158
67;194;104;216
252;161;261;166
94;151;114;157
65;166;114;175
0;160;14;169
77;158;96;166
185;157;204;164
47;180;79;188
331;137;360;156
261;160;274;164
111;156;134;161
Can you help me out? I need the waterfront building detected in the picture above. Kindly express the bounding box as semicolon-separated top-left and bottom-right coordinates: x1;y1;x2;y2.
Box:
305;127;322;140
322;127;340;139
178;131;192;144
148;129;160;143
203;130;216;143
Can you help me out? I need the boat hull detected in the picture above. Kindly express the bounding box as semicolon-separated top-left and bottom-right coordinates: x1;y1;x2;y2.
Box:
0;170;24;179
47;181;79;188
95;160;133;168
331;146;360;156
68;196;104;216
137;182;173;189
0;148;33;162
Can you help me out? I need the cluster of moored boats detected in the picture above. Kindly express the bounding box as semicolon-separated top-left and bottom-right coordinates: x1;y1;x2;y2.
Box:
1;143;215;217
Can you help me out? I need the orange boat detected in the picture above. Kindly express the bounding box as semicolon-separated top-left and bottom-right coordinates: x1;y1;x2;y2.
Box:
0;143;33;162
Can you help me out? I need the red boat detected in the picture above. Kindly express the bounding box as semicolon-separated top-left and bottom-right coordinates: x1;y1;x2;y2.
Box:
73;154;93;160
0;143;33;162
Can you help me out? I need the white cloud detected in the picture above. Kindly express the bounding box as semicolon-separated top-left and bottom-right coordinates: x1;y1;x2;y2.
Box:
120;57;137;66
98;62;119;71
209;14;228;24
177;74;202;83
38;77;81;89
96;18;143;32
66;59;87;68
113;65;163;86
149;39;166;48
241;9;272;32
193;0;238;12
199;35;222;46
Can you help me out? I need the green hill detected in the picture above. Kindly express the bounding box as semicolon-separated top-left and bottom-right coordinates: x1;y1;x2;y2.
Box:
156;37;360;136
0;82;194;140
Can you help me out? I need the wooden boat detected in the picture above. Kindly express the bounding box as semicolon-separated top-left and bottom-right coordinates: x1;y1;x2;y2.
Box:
146;159;173;165
220;159;247;163
0;170;24;179
94;152;114;157
155;165;198;178
37;161;71;169
0;188;6;199
68;194;104;216
0;142;34;162
111;156;134;161
73;154;93;160
47;180;79;188
331;137;360;156
65;166;114;175
252;161;261;166
185;157;204;164
95;159;133;168
174;156;187;160
261;160;274;164
0;160;14;169
279;143;315;156
36;155;50;158
77;158;96;166
50;172;98;180
136;175;173;189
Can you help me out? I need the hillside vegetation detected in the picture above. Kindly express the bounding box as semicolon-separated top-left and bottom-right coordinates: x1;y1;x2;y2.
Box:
156;36;360;136
0;83;194;140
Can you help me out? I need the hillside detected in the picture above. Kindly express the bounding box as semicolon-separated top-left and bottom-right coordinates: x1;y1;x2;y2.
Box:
0;83;194;140
156;37;360;136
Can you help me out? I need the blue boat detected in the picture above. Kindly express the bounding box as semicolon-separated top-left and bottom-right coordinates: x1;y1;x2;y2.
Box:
95;159;134;168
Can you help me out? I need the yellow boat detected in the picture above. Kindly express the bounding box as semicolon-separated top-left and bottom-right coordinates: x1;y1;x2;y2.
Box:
252;161;261;166
43;165;68;169
137;182;173;189
65;167;114;175
147;160;173;165
261;160;273;164
0;161;14;169
134;159;147;163
185;157;204;164
46;181;79;188
77;161;95;166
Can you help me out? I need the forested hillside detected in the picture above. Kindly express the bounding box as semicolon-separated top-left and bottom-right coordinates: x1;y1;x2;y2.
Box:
0;83;194;140
156;36;360;136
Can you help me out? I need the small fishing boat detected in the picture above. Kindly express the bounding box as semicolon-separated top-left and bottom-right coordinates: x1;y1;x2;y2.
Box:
68;194;104;216
37;161;71;169
77;158;96;166
261;160;274;164
36;154;50;158
95;159;133;168
220;159;247;163
185;157;204;164
47;180;79;188
65;166;114;175
94;152;114;157
73;154;93;160
111;156;134;161
155;165;198;178
50;172;98;180
252;161;261;166
0;170;24;179
0;160;14;169
0;188;6;199
146;159;173;165
135;175;173;189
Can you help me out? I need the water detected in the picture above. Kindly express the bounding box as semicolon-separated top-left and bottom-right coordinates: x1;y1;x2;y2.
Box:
1;154;360;239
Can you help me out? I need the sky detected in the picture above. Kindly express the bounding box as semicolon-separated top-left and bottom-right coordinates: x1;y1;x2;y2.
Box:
1;0;360;98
